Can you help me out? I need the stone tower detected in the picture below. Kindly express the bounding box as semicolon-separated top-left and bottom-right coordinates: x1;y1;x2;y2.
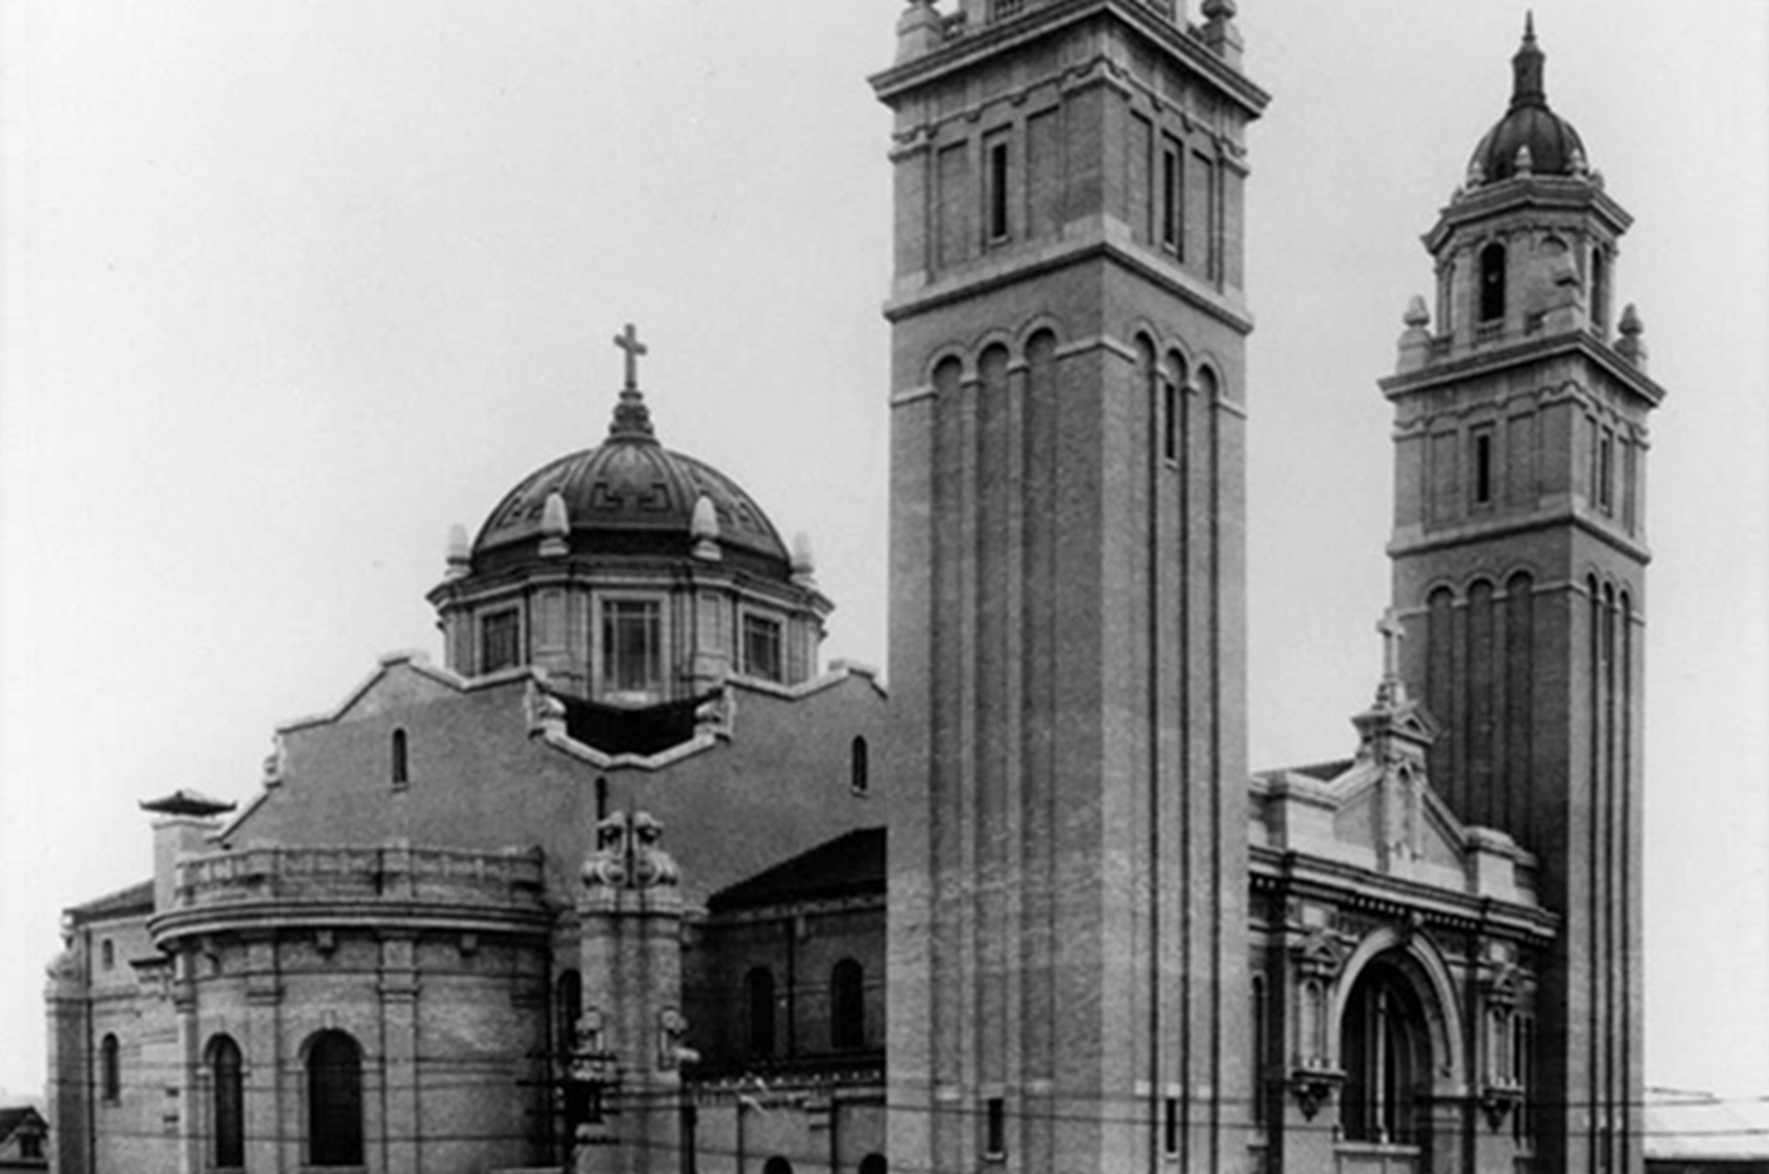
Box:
1381;22;1664;1174
872;3;1267;1172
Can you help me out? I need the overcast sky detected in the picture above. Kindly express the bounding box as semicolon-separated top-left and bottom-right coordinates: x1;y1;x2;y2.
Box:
2;0;1764;1104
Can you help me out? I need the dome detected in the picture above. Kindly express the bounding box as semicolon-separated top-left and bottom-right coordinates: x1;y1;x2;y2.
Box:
472;386;790;572
1466;17;1588;185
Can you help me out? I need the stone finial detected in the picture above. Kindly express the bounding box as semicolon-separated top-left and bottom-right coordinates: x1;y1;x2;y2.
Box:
540;490;570;557
1514;144;1534;177
1615;303;1648;369
446;523;472;579
582;810;679;891
1403;295;1430;330
791;531;817;586
896;0;944;63
1200;0;1243;68
262;734;287;787
1396;295;1434;374
1510;11;1547;111
691;493;722;561
1568;145;1588;176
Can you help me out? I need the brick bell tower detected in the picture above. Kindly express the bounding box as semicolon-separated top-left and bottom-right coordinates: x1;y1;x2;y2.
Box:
872;3;1267;1172
1381;21;1664;1174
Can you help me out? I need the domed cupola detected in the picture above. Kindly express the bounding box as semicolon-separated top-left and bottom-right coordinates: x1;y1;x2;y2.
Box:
1465;15;1589;186
470;383;792;579
428;325;831;708
1394;18;1640;372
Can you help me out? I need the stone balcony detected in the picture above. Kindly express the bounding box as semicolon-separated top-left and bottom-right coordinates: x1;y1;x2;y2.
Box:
151;842;549;947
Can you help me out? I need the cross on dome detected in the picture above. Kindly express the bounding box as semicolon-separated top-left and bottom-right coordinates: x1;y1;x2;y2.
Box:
614;322;648;391
607;321;657;441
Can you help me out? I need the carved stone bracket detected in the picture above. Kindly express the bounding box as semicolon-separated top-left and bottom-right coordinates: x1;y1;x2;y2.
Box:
1288;1066;1345;1120
1480;1083;1524;1131
1292;927;1350;980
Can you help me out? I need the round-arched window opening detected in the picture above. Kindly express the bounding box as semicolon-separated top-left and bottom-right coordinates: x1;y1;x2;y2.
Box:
1339;957;1433;1146
762;1157;794;1174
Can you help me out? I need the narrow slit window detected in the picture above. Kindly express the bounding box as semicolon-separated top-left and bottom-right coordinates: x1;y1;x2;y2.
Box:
1474;432;1493;505
101;1033;120;1102
1163;1096;1179;1156
391;728;409;787
1160;147;1179;250
987;139;1010;242
1598;430;1614;514
851;736;869;794
985;1097;1006;1158
1162;380;1178;463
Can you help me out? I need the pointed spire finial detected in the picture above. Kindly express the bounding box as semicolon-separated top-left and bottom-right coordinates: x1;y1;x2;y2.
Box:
1511;11;1547;109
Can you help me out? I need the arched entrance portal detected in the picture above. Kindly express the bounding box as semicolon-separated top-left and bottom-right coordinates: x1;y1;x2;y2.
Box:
1339;954;1433;1155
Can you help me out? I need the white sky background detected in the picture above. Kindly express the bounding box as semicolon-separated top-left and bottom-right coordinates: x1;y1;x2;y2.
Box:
1;0;1763;1103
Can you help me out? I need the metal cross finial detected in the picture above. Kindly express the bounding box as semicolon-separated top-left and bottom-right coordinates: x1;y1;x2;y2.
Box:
1377;608;1406;681
613;323;648;391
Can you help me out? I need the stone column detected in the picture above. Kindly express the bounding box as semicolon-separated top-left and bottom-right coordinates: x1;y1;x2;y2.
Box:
574;811;686;1174
380;932;421;1174
243;936;281;1174
173;950;201;1174
44;934;91;1174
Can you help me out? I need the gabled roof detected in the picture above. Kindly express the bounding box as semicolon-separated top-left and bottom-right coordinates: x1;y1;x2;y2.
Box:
65;879;153;923
0;1105;45;1141
707;827;884;913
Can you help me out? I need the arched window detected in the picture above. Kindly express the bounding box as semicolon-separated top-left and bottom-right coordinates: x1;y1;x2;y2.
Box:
762;1158;793;1174
100;1033;120;1102
101;939;114;970
1479;242;1507;323
208;1034;245;1169
556;970;583;1059
306;1030;363;1167
830;958;865;1051
850;737;869;795
390;728;409;787
744;967;776;1057
858;1154;887;1174
1339;959;1431;1146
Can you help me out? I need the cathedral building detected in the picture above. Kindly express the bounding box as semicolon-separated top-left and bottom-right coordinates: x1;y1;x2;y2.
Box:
45;4;1661;1174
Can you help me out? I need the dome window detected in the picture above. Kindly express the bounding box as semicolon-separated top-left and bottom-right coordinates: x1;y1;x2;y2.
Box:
742;613;784;682
480;609;522;674
601;598;663;701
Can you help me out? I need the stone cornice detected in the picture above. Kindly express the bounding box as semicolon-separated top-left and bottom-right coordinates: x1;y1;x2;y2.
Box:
871;0;1269;119
1425;175;1633;253
1249;847;1558;940
885;228;1252;333
1380;330;1665;410
1387;504;1652;566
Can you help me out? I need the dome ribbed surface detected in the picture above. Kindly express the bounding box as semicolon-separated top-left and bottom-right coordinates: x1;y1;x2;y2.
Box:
1466;18;1587;185
474;407;788;568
